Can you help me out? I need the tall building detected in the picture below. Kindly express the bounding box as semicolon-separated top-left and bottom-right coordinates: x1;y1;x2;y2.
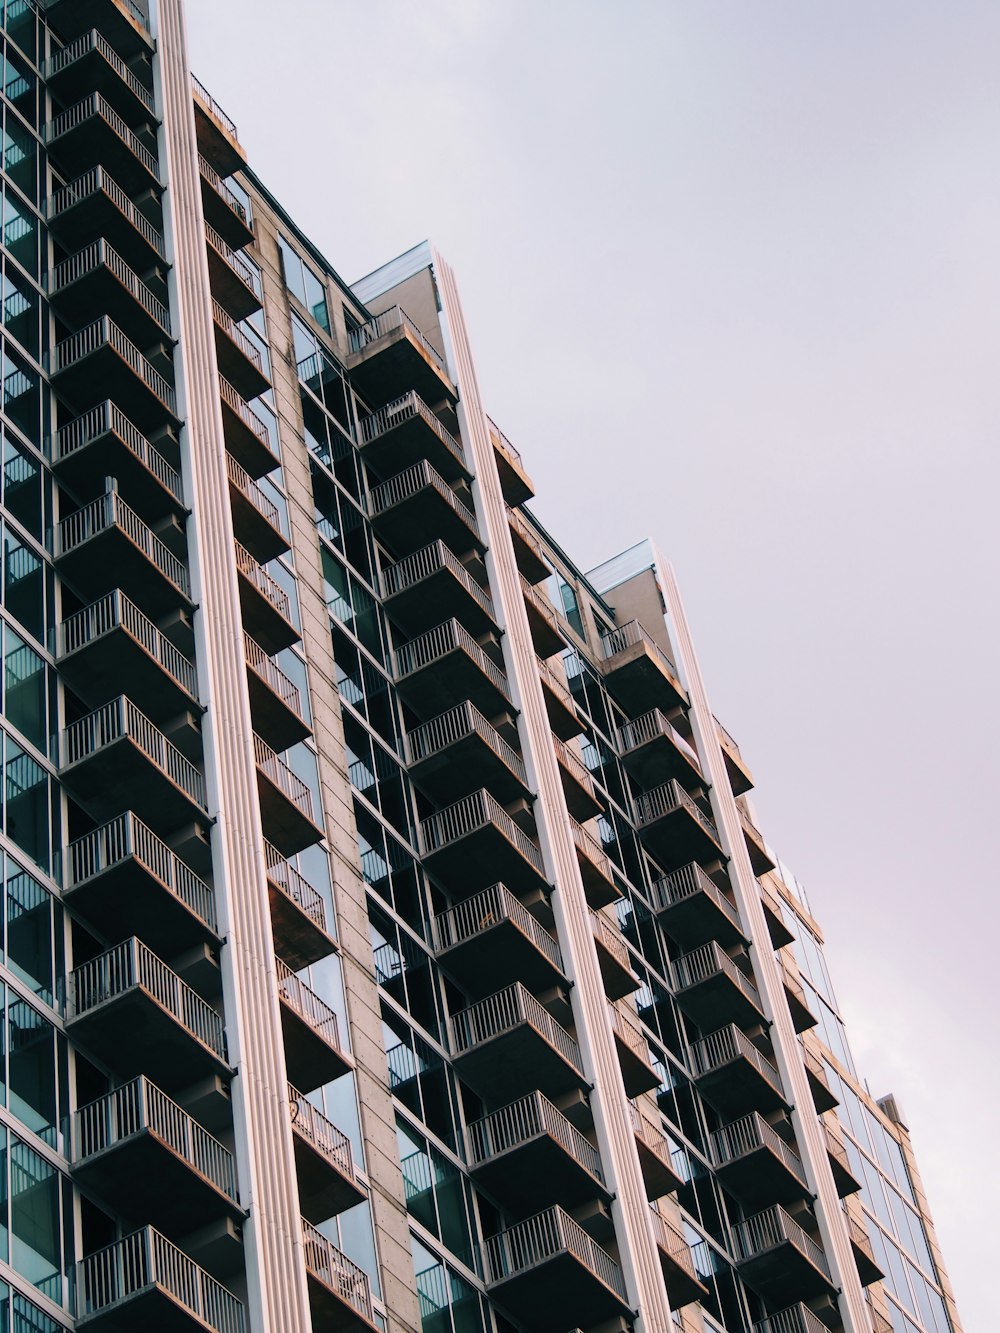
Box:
0;2;963;1333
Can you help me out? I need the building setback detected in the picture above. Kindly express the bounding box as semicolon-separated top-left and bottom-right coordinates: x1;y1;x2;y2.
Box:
0;2;963;1332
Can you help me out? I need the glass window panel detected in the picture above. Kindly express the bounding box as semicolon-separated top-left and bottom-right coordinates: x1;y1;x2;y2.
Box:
7;1000;55;1143
6;861;53;1006
4;739;48;872
2;435;41;540
1;115;36;202
0;265;36;358
9;1138;61;1300
3;527;43;642
1;187;36;278
4;629;44;751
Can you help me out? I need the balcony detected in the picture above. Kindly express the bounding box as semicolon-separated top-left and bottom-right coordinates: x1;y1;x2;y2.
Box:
780;956;819;1034
276;958;351;1092
690;1024;788;1118
591;910;639;1000
68;937;229;1089
753;1303;836;1333
710;1113;808;1207
191;74;245;175
65;811;218;954
600;619;688;713
51;238;170;348
46;93;160;194
59;589;197;724
731;1205;835;1303
359;390;468;483
488;416;535;505
254;734;323;856
61;696;207;828
368;459;481;563
346;305;456;410
553;738;601;820
739;805;776;874
507;505;549;583
611;1005;659;1096
74;1077;240;1233
570;819;620;909
234;541;298;653
650;1206;709;1309
651;862;746;950
289;1085;365;1222
482;1206;629;1330
431;883;564;999
760;876;796;948
450;982;587;1106
420;790;547;899
393;618;511;723
46;28;155;126
406;701;529;806
468;1092;608;1216
41;0;153;59
618;708;702;791
244;635;309;752
823;1116;862;1197
843;1203;884;1285
264;843;334;970
227;454;287;562
521;575;564;658
537;654;584;739
205;222;261;320
198;153;253;249
75;1227;245;1333
53;402;183;521
219;376;278;478
801;1043;839;1114
48;166;165;272
716;716;754;796
866;1302;895;1333
672;941;764;1030
212;299;269;399
382;540;495;639
634;780;723;871
630;1100;685;1199
303;1219;377;1331
50;318;177;430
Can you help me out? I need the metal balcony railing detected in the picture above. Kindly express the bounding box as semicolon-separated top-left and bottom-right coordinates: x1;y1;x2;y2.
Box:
487;417;523;467
264;842;326;931
738;804;768;848
419;789;544;876
234;541;292;620
368;457;478;535
612;1004;651;1066
60;589;197;698
302;1218;374;1324
690;1024;783;1094
601;619;680;678
244;635;303;717
842;1202;877;1259
652;862;742;931
253;734;314;820
570;818;613;877
51;237;170;330
381;540;493;618
213;300;264;373
348;305;447;373
219;376;272;450
227;452;281;529
50;317;177;412
55;489;189;595
54;400;182;502
70;937;226;1060
451;983;582;1075
406;701;526;786
360;390;466;471
191;74;238;140
673;942;761;1008
591;910;630;972
48;165;166;258
520;573;560;629
649;1206;700;1281
506;502;546;561
536;654;574;706
731;1205;830;1279
431;883;562;970
63;696;206;809
629;1100;675;1168
552;737;596;797
618;708;702;774
205;221;259;296
46;92;160;181
66;810;217;932
275;958;343;1053
635;779;719;843
393;618;509;699
823;1116;852;1173
76;1075;236;1200
752;1302;833;1333
76;1227;245;1332
468;1091;603;1181
288;1084;355;1182
483;1206;626;1300
199;154;251;227
710;1113;806;1182
47;29;155;114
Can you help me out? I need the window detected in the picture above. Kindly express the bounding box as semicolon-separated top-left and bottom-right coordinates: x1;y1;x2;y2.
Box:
278;235;329;330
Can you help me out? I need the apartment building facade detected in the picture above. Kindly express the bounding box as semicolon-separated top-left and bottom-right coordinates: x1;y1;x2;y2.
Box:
0;1;964;1332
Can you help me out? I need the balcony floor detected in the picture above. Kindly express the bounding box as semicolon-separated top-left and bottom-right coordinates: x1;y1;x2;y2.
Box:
637;805;722;874
395;641;509;724
602;643;687;714
714;1145;808;1209
737;1239;835;1304
384;565;494;641
61;732;206;831
409;730;529;808
486;1250;630;1333
59;618;196;727
54;424;183;524
279;999;351;1095
65;853;218;957
452;1022;588;1109
236;572;299;655
472;1132;610;1217
268;878;336;972
56;522;191;620
437;916;565;1001
293;1127;366;1224
347;327;456;412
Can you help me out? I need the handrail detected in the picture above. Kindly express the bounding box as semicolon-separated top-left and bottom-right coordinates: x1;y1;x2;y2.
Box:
393;618;509;701
419;788;544;876
288;1084;355;1183
348;304;448;375
368;457;477;536
227;452;280;529
76;1228;245;1332
301;1218;374;1324
66;810;216;932
59;588;197;698
50;316;177;413
63;696;207;809
753;1303;834;1333
46;93;159;181
822;1115;852;1173
629;1100;674;1168
234;541;292;622
51;237;170;332
600;619;681;686
553;738;595;799
842;1201;877;1258
244;634;303;715
48;165;165;258
737;803;768;848
219;375;273;450
652;862;742;932
731;1204;830;1279
55;489;189;595
451;982;582;1075
360;390;465;472
467;1091;602;1182
192;74;239;140
48;29;155;114
264;842;326;931
205;221;259;296
649;1205;699;1281
69;937;226;1061
431;882;562;971
710;1112;805;1184
536;654;574;707
381;540;494;621
199;154;250;227
405;700;526;787
486;416;523;467
690;1024;783;1095
611;1004;652;1067
520;572;560;630
634;779;720;844
570;818;613;879
275;957;343;1055
213;299;264;374
253;734;314;819
673;941;761;1010
618;708;702;774
506;503;546;564
482;1205;626;1301
591;910;631;973
76;1076;236;1200
54;400;182;502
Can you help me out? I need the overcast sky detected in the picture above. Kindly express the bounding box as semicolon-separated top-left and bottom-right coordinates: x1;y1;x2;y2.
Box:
185;4;998;1326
